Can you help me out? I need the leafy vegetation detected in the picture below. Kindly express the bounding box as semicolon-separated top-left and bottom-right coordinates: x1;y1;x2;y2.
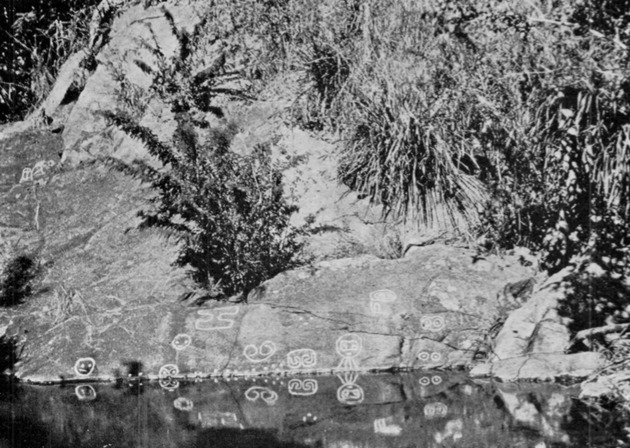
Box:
106;7;309;300
0;254;38;307
207;0;629;328
0;0;105;123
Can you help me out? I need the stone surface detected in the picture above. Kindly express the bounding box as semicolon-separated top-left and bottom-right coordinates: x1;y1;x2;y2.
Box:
470;352;605;382
61;1;204;163
4;239;535;382
491;268;572;361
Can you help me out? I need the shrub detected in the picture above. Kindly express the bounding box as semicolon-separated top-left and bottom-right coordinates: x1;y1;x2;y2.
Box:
106;6;310;300
0;255;38;307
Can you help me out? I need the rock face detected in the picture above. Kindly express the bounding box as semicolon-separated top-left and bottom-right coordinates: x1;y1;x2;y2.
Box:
468;267;607;382
3;241;534;383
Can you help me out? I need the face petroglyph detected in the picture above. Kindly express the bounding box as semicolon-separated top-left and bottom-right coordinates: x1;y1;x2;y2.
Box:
74;357;96;376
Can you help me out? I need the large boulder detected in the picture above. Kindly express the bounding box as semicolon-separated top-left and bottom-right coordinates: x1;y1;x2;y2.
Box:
4;239;535;382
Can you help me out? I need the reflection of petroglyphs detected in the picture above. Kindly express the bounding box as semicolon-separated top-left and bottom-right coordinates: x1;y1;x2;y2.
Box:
173;397;194;411
369;289;397;316
245;386;278;405
288;378;318;396
335;333;364;405
374;417;402;436
286;348;317;369
337;372;365;405
19;160;56;183
301;412;318;423
419;375;443;386
158;364;180;391
417;351;442;363
195;306;239;331
75;385;97;401
420;315;446;332
424;402;448;419
244;341;277;363
171;333;192;351
74;357;96;376
199;411;239;428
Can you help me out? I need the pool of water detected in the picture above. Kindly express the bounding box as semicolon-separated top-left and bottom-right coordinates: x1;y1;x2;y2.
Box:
0;371;626;447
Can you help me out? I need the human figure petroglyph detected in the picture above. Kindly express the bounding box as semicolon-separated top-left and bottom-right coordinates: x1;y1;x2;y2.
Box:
286;348;317;369
171;333;192;351
335;333;364;404
368;289;397;316
374;417;402;436
288;378;318;396
337;371;365;405
245;386;278;405
74;357;96;376
195;306;239;331
244;340;277;363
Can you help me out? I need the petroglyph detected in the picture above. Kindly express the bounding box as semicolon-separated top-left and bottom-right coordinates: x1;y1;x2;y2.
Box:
286;348;317;369
336;333;362;371
369;289;397;316
74;357;96;376
199;411;238;428
420;315;445;332
195;306;239;331
173;397;194;411
171;333;192;351
424;402;448;418
374;417;402;436
75;385;97;401
419;375;443;386
335;333;364;404
19;160;55;183
288;378;318;396
337;371;364;405
158;364;180;391
244;341;277;363
245;386;278;405
417;351;442;363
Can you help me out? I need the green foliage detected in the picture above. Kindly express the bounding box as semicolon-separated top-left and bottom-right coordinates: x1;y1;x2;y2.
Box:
0;255;38;307
0;0;102;123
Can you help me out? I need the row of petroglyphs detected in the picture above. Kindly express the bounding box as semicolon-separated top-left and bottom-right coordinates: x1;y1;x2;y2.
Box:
19;160;56;183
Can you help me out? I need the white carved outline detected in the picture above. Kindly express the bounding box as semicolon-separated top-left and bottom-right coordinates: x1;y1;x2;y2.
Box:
286;348;317;369
287;378;318;396
244;340;277;363
171;333;192;351
195;306;239;331
374;417;402;436
245;386;278;405
75;385;97;401
74;357;96;376
368;289;397;315
174;397;194;411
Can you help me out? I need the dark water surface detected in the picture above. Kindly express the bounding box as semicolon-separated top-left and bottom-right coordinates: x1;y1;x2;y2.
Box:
0;371;626;448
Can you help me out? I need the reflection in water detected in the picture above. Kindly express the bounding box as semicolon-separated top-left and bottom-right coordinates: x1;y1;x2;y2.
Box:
0;371;628;447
